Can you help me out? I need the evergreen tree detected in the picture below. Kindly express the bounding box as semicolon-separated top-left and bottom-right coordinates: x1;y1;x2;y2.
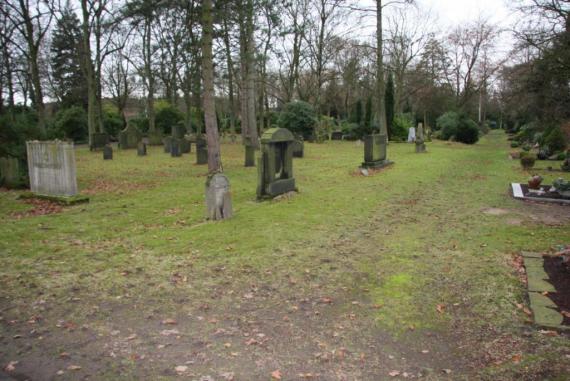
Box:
385;71;395;138
51;6;86;108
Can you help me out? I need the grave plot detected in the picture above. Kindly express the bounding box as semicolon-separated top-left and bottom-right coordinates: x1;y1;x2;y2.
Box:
511;183;570;204
521;249;569;331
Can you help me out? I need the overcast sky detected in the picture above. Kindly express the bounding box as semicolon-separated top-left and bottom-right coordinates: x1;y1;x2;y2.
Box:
416;0;515;28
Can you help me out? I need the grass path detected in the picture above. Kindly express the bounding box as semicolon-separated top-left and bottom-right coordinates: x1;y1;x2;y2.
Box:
0;131;569;380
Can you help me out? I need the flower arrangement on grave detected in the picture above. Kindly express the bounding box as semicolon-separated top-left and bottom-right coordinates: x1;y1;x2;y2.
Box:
553;178;570;197
527;175;543;189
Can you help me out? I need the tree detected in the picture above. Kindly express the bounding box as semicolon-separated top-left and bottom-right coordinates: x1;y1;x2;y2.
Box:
202;0;222;173
51;6;85;108
385;71;394;137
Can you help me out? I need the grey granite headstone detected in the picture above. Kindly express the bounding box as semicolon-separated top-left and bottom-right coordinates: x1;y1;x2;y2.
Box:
292;140;304;158
171;139;181;157
180;138;191;154
118;124;142;149
26;140;78;197
206;173;233;220
0;157;21;188
163;136;173;153
196;136;208;165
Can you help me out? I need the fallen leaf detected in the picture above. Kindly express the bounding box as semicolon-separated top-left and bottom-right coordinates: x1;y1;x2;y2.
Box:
160;329;180;336
436;304;445;314
4;361;18;372
67;365;81;371
271;370;282;379
162;319;177;325
512;354;522;363
175;365;188;374
389;370;400;377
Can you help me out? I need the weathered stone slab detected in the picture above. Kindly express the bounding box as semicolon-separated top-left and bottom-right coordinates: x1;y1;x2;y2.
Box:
257;128;296;199
524;258;556;292
118;124;142;149
171;139;181;157
172;124;186;140
103;145;113;160
362;134;391;169
0;157;22;188
407;127;416;142
163;137;173;153
528;292;564;328
205;173;233;220
292;140;304;158
180;139;191;154
26;140;78;197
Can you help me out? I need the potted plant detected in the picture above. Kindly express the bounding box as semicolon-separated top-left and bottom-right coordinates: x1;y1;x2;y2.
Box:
528;175;543;189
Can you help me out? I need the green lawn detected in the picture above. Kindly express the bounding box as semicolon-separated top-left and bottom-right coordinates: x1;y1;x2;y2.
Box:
0;131;569;380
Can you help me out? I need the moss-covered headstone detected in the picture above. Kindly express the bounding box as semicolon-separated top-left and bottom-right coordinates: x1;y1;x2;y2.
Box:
0;157;25;188
361;134;391;169
137;141;147;156
163;136;173;153
118;124;142;149
257;128;296;199
180;138;191;154
171;139;181;157
292;139;304;158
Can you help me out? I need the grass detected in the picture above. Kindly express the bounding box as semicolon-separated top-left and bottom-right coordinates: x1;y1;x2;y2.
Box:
0;131;569;380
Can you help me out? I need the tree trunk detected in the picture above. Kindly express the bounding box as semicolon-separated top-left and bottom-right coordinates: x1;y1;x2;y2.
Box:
245;0;258;148
202;0;222;173
222;18;236;137
145;19;156;134
81;0;97;146
375;0;387;136
23;13;46;135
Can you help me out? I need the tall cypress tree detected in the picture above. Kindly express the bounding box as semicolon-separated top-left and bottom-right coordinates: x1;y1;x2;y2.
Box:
51;6;86;108
385;71;395;138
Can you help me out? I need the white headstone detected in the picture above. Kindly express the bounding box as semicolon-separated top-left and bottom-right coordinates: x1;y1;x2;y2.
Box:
26;140;78;197
407;127;416;142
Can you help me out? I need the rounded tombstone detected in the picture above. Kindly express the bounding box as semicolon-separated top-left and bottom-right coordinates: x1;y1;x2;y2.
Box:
205;173;233;220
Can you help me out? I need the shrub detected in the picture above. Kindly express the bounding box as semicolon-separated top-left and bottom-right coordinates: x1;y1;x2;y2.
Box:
510;141;520;148
129;115;149;133
544;126;567;153
436;111;460;140
455;116;479;144
391;113;413;141
340;122;360;140
520;154;536;169
155;105;184;135
51;106;88;142
0;109;41;160
277;101;317;139
102;111;124;138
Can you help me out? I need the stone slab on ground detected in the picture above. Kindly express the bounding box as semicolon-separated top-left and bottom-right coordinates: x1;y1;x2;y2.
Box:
511;183;570;204
523;257;556;293
528;293;564;328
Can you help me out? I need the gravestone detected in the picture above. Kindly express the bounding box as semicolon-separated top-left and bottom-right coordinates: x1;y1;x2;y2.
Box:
244;137;256;167
257;128;296;199
171;139;181;157
172;124;186;140
292;139;304;158
26;140;78;197
196;136;208;165
90;133;109;151
163;136;173;153
0;157;22;188
103;144;113;160
331;131;343;140
407;127;416;142
361;134;391;169
137;141;147;156
180;138;191;154
205;173;233;220
415;123;427;153
118;124;142;149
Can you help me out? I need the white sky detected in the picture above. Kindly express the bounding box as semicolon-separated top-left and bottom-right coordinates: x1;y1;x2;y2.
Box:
416;0;515;28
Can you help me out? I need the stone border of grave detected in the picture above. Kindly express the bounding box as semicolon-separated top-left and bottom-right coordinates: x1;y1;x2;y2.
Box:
18;191;89;205
521;251;569;331
511;183;570;205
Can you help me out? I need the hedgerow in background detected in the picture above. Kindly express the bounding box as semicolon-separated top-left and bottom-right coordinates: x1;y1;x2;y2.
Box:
278;101;317;139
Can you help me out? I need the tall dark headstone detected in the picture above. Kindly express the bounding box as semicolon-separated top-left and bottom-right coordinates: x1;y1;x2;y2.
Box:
196;136;208;165
292;139;304;158
103;144;113;160
180;138;191;154
244;137;256;167
171;139;181;157
257;128;297;199
361;134;391;169
137;141;147;156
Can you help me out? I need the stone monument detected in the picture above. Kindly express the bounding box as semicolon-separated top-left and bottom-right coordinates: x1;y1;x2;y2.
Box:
196;136;208;165
415;123;427;153
118;124;142;149
361;134;391;169
26;140;78;197
257;128;296;199
171;139;181;157
292;139;304;158
163;136;173;153
180;138;191;154
205;173;233;220
90;133;109;151
0;157;22;188
103;144;113;160
407;127;416;142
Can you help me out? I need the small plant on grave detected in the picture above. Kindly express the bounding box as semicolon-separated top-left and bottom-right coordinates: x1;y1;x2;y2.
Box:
553;178;570;196
520;154;536;170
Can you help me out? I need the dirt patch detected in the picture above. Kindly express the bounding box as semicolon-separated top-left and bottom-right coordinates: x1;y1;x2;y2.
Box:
482;207;510;216
83;179;155;195
515;202;570;226
543;255;570;325
10;199;63;219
